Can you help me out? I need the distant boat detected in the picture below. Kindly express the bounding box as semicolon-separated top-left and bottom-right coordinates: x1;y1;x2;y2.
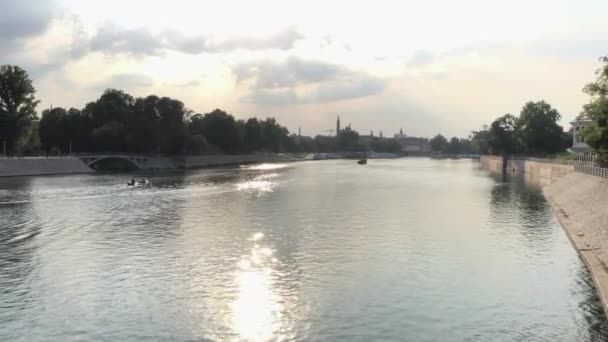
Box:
357;159;367;165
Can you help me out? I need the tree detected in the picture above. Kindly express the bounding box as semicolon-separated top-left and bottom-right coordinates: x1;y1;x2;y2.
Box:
337;128;363;152
430;134;448;153
370;137;401;153
260;118;289;153
85;89;135;152
446;137;461;154
470;126;491;154
489;114;518;155
157;97;189;154
198;109;241;153
39;107;68;153
244;118;263;151
516;101;564;154
581;56;608;159
128;95;161;153
0;65;39;153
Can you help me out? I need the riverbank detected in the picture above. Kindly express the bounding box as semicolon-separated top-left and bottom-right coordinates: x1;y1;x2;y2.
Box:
0;154;309;177
0;157;94;177
544;173;608;315
480;155;608;317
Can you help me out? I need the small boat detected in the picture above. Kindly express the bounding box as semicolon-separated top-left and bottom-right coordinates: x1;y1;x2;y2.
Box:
357;159;367;165
127;178;149;186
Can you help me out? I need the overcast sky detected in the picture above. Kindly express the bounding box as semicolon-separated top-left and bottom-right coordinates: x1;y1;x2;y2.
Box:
1;0;607;138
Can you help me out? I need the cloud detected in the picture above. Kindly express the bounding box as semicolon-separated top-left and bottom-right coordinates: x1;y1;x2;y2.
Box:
71;25;303;58
236;57;386;105
234;57;341;88
0;0;59;49
89;73;155;92
312;75;385;102
89;25;165;57
407;50;436;67
210;27;302;52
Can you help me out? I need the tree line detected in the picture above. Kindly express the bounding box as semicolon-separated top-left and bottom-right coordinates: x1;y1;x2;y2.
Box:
0;65;406;156
428;100;572;157
428;135;479;155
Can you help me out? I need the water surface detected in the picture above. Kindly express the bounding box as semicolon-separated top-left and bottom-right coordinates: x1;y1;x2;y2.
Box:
0;159;606;341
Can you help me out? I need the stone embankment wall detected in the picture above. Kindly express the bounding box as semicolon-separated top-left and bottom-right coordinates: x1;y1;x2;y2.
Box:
0;157;94;177
175;154;294;169
544;173;608;312
479;155;503;173
479;155;574;181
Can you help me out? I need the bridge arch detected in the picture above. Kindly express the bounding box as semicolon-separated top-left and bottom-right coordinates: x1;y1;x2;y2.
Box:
84;156;145;170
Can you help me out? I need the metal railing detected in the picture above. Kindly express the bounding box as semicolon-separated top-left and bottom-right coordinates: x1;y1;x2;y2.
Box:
575;164;608;178
509;153;608;179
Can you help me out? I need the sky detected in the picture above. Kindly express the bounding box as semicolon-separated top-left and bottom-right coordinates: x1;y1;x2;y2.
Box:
1;0;607;138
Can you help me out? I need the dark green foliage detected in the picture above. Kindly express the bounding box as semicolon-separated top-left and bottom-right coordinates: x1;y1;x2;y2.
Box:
489;114;518;155
581;56;608;159
516;101;564;154
337;128;363;152
370;137;402;153
0;65;39;153
470;126;491;154
430;134;448;153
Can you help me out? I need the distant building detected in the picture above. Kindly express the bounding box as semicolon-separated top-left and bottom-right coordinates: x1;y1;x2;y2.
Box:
394;129;431;154
571;119;593;152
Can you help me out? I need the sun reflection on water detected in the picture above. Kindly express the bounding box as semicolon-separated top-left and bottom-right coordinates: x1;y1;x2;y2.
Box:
231;233;283;341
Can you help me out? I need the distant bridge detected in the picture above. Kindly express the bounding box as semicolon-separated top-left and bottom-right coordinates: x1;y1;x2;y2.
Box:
76;154;154;169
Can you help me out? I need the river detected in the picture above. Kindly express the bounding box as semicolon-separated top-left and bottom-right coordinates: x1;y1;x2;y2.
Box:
0;158;606;341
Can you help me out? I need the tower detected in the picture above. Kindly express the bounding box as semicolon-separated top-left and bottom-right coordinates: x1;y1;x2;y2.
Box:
336;116;341;135
298;127;301;136
400;128;404;136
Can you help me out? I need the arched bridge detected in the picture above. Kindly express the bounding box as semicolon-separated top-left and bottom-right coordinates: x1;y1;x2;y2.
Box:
77;154;153;169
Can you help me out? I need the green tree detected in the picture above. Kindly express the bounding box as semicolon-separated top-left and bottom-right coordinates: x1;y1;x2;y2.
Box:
430;134;448;153
489;114;518;155
261;118;289;153
447;137;461;154
314;135;337;152
0;65;39;153
337;128;362;152
244;118;263;151
39;107;68;153
198;109;241;153
128;95;161;153
157;97;189;154
371;137;402;153
516;101;564;154
470;126;491;154
581;56;608;160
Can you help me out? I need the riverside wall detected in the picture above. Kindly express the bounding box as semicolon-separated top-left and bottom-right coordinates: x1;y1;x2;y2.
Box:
544;173;608;314
0;157;94;177
174;154;295;169
479;155;575;182
480;155;608;316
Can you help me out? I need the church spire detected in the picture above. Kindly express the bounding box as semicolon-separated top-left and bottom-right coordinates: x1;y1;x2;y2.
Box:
336;116;341;135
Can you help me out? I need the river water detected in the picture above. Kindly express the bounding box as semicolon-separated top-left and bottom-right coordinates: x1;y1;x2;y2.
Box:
0;159;606;341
